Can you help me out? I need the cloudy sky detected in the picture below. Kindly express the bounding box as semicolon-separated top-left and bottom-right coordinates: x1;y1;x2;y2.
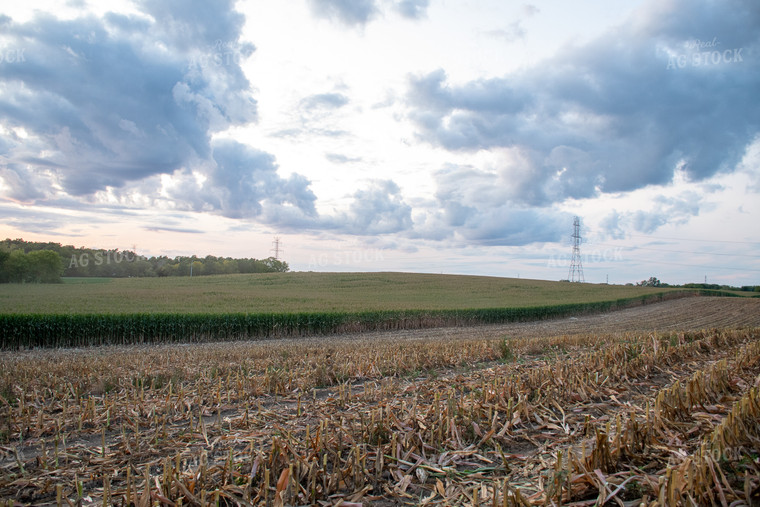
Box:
0;0;758;285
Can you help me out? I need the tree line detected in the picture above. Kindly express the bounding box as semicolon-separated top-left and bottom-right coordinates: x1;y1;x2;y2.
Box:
0;238;289;283
0;249;63;283
634;276;759;292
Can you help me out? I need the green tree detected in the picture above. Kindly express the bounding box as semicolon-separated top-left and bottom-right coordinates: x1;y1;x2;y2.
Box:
0;250;9;283
1;237;294;279
222;258;239;274
174;257;193;276
27;250;63;282
5;250;30;283
262;257;289;272
203;255;222;275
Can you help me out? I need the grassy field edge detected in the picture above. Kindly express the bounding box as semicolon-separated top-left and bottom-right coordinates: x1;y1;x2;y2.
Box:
0;289;734;349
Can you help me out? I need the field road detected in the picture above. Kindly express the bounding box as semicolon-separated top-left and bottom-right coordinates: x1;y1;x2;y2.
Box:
278;295;760;347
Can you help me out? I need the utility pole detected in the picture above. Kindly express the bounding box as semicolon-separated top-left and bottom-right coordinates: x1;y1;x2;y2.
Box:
568;216;585;283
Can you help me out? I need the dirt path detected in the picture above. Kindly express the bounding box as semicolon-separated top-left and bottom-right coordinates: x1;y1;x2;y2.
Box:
498;295;760;336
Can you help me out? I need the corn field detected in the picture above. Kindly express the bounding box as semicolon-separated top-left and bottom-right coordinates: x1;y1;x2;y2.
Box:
2;311;760;505
0;292;725;350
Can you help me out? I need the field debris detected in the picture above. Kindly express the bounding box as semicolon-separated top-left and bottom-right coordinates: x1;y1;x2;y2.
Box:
1;325;760;505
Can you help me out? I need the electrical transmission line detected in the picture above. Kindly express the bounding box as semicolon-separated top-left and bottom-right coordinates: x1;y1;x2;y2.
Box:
271;237;283;260
568;216;585;282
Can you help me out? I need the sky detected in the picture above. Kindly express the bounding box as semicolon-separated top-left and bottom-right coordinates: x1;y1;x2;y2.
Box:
0;0;758;286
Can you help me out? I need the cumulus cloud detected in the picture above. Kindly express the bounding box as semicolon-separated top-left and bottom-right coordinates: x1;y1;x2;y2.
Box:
600;192;705;237
485;6;538;43
737;135;760;192
0;0;256;202
308;0;379;27
308;0;429;25
395;0;430;20
406;0;760;211
486;22;527;43
325;153;362;164
0;0;330;233
457;207;569;246
343;180;413;234
293;91;353;140
152;154;413;236
413;203;569;246
300;93;350;110
403;162;569;246
135;0;252;51
157;139;317;221
0;164;48;203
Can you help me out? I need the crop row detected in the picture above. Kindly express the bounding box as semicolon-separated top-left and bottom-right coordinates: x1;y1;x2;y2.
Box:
571;334;760;505
2;326;758;505
0;292;701;349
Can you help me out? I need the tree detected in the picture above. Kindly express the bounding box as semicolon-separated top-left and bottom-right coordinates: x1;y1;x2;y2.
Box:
222;258;239;274
27;250;63;282
0;250;9;283
202;255;222;275
262;257;289;272
637;277;661;287
0;249;63;283
5;250;30;283
1;238;293;279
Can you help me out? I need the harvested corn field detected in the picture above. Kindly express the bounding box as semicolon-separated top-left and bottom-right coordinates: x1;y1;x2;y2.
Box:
1;297;760;505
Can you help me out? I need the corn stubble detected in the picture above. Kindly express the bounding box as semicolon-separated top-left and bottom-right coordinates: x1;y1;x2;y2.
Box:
1;328;759;505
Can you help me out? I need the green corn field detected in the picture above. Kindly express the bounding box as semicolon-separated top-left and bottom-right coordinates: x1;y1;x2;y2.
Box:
0;292;709;349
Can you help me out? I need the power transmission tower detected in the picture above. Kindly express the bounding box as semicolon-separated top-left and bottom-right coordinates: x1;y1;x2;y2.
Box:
568;216;585;283
271;237;283;260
